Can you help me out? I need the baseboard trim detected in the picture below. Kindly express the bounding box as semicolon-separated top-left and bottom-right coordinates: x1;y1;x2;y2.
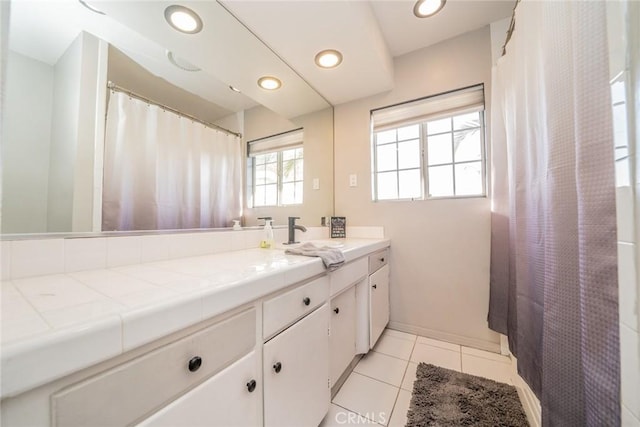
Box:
387;321;501;353
331;354;363;399
510;356;542;427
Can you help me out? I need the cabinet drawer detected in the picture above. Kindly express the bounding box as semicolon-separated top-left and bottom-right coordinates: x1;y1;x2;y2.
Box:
330;257;367;297
368;248;389;274
263;276;329;340
136;351;261;427
53;309;256;427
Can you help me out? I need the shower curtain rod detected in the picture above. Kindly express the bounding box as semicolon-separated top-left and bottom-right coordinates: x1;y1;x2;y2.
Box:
501;0;521;57
107;81;242;138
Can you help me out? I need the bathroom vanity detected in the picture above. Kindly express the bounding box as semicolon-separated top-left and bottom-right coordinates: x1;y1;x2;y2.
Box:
0;231;390;427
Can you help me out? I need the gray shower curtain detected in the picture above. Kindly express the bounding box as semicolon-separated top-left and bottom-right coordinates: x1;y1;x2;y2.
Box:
488;1;620;426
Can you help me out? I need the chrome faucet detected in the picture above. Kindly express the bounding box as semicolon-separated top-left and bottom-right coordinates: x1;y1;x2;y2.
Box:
287;217;307;244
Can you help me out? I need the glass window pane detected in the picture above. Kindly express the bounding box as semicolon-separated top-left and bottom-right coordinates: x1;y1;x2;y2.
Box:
453;112;480;130
294;182;303;204
283;159;295;182
295;148;304;159
265;184;277;205
282;149;295;161
377;144;397;172
255;164;266;185
455;162;483;196
397;124;419;141
295;159;303;180
615;157;630;187
266;162;278;184
398;169;421;199
453;129;482;162
398;139;420;169
611;80;625;104
377;172;398;200
254;154;266;166
427;133;452;165
428;165;454;197
254;185;266;206
264;152;277;163
427;117;451;135
376;129;396;145
282;183;295;205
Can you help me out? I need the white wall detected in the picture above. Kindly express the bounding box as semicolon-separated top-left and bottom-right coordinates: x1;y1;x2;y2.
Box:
609;1;640;424
334;26;499;351
47;32;100;232
1;51;54;233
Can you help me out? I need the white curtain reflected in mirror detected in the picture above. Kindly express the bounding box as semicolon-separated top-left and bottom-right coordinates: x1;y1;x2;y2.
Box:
102;91;242;231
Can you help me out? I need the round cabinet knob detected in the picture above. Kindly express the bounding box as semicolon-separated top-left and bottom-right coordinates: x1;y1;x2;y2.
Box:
273;362;282;373
188;356;202;372
246;379;257;393
303;297;311;306
334;307;340;314
380;257;385;262
372;284;377;289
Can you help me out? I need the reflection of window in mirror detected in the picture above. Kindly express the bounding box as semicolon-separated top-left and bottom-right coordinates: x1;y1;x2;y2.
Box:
247;129;304;208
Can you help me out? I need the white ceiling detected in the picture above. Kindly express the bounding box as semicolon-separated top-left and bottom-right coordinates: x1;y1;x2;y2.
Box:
8;0;514;117
222;0;515;105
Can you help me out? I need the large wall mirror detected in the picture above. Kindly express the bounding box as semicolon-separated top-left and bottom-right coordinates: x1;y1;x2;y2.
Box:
1;0;334;236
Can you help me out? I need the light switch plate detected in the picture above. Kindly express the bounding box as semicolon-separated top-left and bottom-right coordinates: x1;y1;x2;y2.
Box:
349;174;357;187
313;178;320;190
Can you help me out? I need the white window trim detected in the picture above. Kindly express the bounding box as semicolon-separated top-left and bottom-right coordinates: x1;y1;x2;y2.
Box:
371;90;487;202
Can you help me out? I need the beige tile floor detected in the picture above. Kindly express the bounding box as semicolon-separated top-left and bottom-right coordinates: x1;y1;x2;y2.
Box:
320;328;514;426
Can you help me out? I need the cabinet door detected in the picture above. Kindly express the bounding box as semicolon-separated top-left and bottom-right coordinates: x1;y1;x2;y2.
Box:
369;264;390;348
329;286;356;386
136;351;261;427
263;304;330;427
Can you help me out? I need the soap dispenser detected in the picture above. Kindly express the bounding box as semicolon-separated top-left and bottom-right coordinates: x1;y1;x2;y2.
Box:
260;220;274;249
232;220;242;231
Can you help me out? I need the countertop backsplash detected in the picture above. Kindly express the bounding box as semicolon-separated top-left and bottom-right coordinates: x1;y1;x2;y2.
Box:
0;226;384;281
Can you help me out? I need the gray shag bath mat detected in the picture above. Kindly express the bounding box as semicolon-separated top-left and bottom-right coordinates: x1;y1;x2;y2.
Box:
406;363;529;426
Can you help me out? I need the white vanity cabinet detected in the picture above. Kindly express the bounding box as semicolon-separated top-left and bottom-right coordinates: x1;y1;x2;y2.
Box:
369;249;390;348
51;309;257;427
136;351;261;427
263;303;330;427
329;286;357;386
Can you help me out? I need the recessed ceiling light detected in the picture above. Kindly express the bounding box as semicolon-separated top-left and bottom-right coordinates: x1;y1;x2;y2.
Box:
164;5;203;34
258;76;282;90
413;0;446;18
78;0;105;15
229;86;241;93
166;50;201;72
315;49;343;69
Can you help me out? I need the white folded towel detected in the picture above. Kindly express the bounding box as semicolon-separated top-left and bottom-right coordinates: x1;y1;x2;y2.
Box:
285;242;346;271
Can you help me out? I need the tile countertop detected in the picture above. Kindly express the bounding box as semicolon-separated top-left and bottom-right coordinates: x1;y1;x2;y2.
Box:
0;238;390;399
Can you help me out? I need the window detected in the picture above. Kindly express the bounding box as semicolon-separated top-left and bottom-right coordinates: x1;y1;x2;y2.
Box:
248;129;303;207
371;85;486;200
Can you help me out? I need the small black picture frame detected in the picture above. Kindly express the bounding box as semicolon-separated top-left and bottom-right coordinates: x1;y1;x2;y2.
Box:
330;217;346;238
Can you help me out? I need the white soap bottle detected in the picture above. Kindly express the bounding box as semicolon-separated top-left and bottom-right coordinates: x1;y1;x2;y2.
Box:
261;220;274;249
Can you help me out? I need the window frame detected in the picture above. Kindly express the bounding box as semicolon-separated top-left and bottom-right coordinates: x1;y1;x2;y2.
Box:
371;110;487;202
250;147;304;208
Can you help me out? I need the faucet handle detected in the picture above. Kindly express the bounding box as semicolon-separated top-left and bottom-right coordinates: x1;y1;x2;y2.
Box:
288;216;300;224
